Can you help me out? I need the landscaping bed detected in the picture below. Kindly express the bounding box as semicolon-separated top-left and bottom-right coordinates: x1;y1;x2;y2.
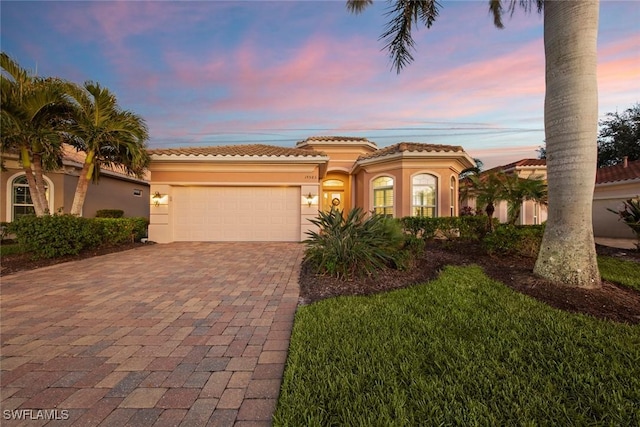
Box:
0;241;147;276
299;240;640;324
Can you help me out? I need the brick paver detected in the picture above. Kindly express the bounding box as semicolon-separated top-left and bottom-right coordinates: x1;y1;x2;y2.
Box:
0;242;303;426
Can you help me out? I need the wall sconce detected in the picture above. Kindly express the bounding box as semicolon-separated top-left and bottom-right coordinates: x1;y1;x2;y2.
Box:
152;191;167;206
305;192;315;207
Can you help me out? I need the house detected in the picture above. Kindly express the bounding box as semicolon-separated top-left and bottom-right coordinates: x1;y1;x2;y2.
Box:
1;145;150;222
147;136;475;243
593;158;640;239
460;159;548;225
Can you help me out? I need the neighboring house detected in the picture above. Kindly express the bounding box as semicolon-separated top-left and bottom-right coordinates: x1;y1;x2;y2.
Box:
147;136;475;243
593;158;640;239
460;159;548;225
1;145;150;222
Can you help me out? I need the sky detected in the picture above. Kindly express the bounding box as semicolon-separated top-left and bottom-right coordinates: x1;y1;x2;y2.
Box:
1;1;639;169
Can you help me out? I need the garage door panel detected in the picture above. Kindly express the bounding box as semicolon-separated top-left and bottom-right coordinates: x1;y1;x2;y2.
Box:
172;186;300;241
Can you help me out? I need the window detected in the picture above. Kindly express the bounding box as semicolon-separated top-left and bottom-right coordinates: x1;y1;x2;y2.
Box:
412;174;437;217
373;176;394;216
450;176;456;216
12;175;49;219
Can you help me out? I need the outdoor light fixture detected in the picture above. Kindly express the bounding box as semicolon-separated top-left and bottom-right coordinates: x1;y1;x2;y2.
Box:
306;192;315;207
152;191;164;206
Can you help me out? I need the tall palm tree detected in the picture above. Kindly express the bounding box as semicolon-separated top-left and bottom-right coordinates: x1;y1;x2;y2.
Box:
501;174;547;225
63;81;150;216
1;53;68;216
347;0;601;288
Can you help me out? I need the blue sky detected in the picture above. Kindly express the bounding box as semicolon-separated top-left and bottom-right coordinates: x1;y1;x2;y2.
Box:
2;0;638;168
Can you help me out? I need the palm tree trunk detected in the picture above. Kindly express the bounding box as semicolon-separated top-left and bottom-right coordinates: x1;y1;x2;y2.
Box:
32;153;50;215
20;147;45;216
534;0;601;288
486;202;495;231
70;152;95;216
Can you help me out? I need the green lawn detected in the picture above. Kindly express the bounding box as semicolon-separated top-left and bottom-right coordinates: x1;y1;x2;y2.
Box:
598;256;640;291
274;265;640;426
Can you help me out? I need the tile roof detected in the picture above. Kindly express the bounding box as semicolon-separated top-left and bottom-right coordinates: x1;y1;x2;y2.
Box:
148;144;325;158
483;158;547;174
357;142;466;161
596;159;640;184
296;136;376;146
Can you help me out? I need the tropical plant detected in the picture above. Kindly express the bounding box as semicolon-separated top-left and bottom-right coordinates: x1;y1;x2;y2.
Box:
460;171;506;231
304;207;406;279
500;174;547;225
1;52;69;216
347;0;601;287
607;197;640;250
63;81;150;215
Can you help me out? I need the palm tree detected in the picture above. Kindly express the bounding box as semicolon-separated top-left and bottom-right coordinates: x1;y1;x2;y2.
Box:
347;0;601;288
460;171;506;231
501;174;547;225
63;81;150;216
1;53;68;216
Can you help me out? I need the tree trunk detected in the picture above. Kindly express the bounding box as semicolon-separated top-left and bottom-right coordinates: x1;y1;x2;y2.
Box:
20;147;45;217
70;152;95;216
32;153;50;215
534;0;601;288
486;202;495;231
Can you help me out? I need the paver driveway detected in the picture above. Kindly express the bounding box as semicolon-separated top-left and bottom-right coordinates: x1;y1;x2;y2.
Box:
0;242;304;426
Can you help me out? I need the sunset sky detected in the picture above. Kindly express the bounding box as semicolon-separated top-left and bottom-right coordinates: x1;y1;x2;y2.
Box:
2;0;638;168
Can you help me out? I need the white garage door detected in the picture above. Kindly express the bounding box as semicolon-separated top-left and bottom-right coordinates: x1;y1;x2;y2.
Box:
172;186;301;241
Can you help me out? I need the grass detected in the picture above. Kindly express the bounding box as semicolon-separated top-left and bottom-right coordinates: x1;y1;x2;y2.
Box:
598;256;640;291
274;265;640;426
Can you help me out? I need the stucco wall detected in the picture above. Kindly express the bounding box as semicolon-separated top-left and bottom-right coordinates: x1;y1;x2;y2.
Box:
593;180;639;239
1;163;149;222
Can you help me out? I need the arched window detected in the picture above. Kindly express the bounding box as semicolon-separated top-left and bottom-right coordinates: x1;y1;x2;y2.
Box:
450;176;456;216
11;175;50;220
412;174;437;217
373;176;394;216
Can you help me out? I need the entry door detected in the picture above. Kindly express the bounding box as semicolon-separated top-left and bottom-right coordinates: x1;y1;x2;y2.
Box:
322;190;344;212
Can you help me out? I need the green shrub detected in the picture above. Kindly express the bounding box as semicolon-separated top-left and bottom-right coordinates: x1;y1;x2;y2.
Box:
305;208;406;279
482;224;545;257
9;215;149;259
1;221;10;241
608;197;640;250
10;214;102;259
95;209;125;218
94;217;149;244
399;216;492;241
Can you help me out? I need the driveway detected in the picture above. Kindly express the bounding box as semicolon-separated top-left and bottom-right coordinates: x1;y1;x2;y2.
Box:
0;242;304;426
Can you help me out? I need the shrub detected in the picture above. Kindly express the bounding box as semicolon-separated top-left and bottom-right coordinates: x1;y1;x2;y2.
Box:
399;216;492;241
608;197;640;250
9;215;149;259
482;224;545;257
304;208;406;279
0;222;9;241
95;209;125;218
10;214;102;259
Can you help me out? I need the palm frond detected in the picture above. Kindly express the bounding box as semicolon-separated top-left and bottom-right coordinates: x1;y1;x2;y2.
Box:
346;0;373;14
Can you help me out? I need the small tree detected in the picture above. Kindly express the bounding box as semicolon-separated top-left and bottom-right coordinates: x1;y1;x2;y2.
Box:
460;172;506;232
501;174;547;225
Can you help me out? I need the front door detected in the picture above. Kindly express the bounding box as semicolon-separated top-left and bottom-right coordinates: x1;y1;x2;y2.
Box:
322;190;344;212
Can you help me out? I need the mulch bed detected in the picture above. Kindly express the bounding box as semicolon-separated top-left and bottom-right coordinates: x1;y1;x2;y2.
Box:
0;242;148;276
299;241;640;325
3;240;639;325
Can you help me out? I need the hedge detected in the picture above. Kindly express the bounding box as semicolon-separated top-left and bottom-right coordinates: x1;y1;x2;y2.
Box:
9;215;149;259
399;216;494;241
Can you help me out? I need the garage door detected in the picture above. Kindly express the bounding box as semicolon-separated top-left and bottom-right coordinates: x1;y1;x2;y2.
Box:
172;186;301;241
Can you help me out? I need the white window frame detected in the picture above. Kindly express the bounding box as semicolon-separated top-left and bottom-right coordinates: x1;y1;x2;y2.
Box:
6;172;54;221
372;176;394;217
412;173;438;217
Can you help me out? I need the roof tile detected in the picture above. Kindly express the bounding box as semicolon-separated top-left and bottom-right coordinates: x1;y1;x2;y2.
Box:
357;142;465;161
596;159;640;184
148;144;325;158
